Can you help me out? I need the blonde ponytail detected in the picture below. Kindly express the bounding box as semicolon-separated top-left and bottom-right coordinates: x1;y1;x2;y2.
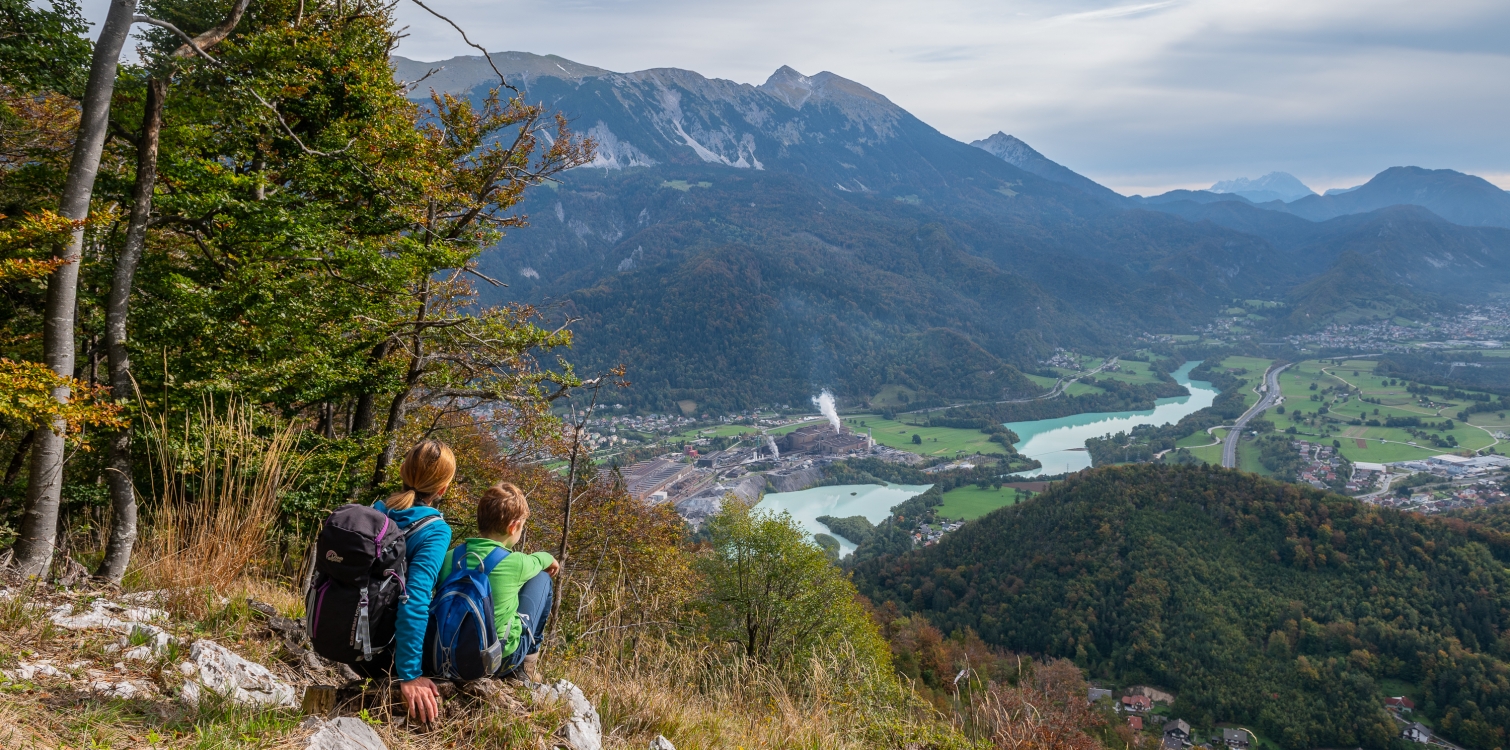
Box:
383;439;456;510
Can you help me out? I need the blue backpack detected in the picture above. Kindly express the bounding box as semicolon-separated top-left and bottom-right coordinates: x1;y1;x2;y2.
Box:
424;545;509;680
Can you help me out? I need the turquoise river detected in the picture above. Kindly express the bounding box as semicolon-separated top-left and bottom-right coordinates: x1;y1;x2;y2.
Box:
758;361;1217;554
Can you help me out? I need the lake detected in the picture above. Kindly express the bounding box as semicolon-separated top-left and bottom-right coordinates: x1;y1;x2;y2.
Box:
1008;360;1215;476
756;361;1216;553
756;483;933;557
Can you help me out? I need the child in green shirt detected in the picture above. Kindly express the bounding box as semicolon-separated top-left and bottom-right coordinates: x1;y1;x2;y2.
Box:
437;482;558;680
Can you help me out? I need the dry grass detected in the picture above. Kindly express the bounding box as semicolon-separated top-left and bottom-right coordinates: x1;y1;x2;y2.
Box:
129;399;303;617
551;579;975;750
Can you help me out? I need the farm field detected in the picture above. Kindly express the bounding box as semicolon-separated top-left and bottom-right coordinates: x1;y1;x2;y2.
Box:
1021;373;1059;390
1236;440;1270;476
1176;428;1222;449
935;485;1025;520
845;415;1009;457
1212;355;1277;410
1094;358;1168;387
1185;435;1225;465
1266;358;1500;463
1062;381;1106;396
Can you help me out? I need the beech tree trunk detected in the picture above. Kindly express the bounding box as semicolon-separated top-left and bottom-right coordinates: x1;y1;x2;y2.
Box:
95;78;165;583
11;0;138;578
350;341;389;434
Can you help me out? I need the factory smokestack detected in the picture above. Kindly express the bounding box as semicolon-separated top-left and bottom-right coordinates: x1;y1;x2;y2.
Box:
812;390;840;434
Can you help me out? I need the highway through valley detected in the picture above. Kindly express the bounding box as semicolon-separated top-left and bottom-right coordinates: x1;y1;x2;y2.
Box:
1222;363;1292;469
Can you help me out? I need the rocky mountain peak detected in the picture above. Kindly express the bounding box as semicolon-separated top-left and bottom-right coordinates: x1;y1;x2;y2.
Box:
971;133;1045;168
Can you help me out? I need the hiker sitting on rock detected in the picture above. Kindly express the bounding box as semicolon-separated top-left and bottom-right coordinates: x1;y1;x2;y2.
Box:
361;440;455;723
427;481;558;684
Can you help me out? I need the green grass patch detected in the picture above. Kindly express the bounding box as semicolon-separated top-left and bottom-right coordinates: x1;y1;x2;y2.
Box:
935;485;1024;520
846;415;1010;457
1022;373;1059;389
1095;359;1165;386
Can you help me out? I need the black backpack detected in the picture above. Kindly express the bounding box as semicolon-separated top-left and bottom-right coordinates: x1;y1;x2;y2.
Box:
306;503;440;665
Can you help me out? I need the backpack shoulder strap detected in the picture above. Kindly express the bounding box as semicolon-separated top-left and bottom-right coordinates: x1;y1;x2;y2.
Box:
480;547;509;574
404;514;442;538
450;543;470;574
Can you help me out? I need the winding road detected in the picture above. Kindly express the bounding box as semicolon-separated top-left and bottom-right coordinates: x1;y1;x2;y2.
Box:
1223;363;1292;469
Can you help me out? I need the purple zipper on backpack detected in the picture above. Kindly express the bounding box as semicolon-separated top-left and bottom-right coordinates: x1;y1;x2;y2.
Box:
374;516;391;556
311;580;331;637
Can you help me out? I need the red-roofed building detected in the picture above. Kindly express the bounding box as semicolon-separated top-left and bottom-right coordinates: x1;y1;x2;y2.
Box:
1386;695;1416;713
1121;694;1152;712
1128;716;1143;731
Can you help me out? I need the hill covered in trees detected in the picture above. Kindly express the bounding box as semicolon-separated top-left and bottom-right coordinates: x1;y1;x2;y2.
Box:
852;464;1510;750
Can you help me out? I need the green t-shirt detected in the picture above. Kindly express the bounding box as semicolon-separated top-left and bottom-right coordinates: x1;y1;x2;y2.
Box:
437;538;555;658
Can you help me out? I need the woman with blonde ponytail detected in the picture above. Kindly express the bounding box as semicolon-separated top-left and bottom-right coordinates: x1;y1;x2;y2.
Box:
356;439;455;723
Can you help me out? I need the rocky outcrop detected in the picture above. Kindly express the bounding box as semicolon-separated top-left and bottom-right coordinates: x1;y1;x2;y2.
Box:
532;679;603;750
304;717;388;750
764;466;823;493
180;639;298;708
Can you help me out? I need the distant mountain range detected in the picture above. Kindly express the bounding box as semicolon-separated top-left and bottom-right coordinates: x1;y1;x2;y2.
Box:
1209;171;1316;203
391;52;1510;409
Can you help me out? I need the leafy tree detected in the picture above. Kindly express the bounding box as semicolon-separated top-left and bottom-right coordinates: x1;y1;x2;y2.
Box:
855;464;1510;749
912;433;922;444
695;503;889;675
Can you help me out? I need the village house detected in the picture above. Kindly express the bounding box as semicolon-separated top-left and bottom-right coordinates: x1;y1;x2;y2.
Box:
1385;695;1415;713
1222;728;1250;749
1121;694;1153;712
1128;715;1143;731
1403;722;1432;744
1164;719;1191;744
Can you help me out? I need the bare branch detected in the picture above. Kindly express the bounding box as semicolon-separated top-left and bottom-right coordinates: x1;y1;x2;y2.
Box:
464;265;505;287
247;89;357;157
401;66;443;95
403;0;518;93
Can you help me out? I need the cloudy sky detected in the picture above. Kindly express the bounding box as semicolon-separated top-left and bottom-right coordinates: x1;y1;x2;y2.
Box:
90;0;1510;195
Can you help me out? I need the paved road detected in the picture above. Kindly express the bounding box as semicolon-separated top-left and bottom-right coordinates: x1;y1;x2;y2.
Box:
1223;363;1292;469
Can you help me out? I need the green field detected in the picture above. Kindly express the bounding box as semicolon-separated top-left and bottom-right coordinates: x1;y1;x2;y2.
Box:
1177;429;1221;449
1022;373;1059;390
1236;440;1269;475
935;485;1024;520
1213;355;1277;410
1062;381;1106;396
1269;358;1498;463
1095;358;1167;386
1184;428;1227;465
846;415;1009;457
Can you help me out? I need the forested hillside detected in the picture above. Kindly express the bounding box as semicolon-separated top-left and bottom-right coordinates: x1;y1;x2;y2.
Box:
853;464;1510;750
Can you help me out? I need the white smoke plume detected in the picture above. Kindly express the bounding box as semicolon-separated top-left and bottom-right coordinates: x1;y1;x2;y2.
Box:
812;390;840;434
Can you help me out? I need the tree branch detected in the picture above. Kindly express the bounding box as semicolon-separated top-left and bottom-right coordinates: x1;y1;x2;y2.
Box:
403;0;517;93
131;16;218;64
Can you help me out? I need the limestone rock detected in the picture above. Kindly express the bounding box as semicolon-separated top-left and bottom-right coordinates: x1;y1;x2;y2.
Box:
304;717;387;750
88;678;149;699
0;660;61;681
49;599;168;632
180;639;297;708
531;679;602;750
649;736;676;750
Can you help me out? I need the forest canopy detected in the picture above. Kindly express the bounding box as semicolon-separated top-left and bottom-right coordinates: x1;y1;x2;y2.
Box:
853;463;1510;750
